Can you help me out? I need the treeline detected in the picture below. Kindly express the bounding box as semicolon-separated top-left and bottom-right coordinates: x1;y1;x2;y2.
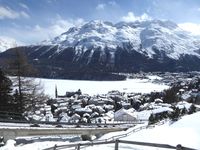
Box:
148;79;200;104
0;46;126;81
149;104;197;125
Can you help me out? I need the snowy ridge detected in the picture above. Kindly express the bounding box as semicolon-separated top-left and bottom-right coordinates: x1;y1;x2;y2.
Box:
41;20;200;60
3;19;200;75
0;36;18;53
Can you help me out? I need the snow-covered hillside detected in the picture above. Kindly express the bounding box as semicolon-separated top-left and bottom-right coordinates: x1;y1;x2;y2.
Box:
2;112;200;150
86;112;200;150
42;20;200;60
0;36;18;53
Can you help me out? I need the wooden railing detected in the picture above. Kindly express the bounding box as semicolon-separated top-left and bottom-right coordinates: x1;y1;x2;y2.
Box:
43;139;197;150
43;123;197;150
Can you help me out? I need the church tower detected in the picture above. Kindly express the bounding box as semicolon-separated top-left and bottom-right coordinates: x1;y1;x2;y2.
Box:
55;85;58;98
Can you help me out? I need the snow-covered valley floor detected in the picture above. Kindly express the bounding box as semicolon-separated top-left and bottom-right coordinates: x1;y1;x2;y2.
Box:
38;78;168;97
1;112;200;150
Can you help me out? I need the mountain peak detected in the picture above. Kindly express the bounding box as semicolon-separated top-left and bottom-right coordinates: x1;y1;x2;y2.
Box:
0;36;19;53
2;19;200;78
40;19;200;60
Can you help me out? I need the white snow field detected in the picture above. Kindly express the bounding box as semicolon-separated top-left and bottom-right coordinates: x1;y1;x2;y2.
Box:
87;112;200;150
38;78;168;97
1;112;200;150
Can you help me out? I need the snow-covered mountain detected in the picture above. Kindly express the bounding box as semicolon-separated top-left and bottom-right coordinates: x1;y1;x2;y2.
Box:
0;36;18;53
42;19;200;60
1;19;200;79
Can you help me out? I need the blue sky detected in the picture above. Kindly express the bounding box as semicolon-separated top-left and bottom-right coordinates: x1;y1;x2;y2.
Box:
1;0;200;44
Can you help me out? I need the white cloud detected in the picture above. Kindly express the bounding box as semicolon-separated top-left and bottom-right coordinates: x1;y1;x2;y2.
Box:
0;6;19;19
19;3;29;10
96;1;118;11
46;0;57;4
0;6;30;19
46;17;85;37
108;1;117;6
20;11;30;19
6;17;85;44
121;12;151;22
96;3;106;10
178;23;200;35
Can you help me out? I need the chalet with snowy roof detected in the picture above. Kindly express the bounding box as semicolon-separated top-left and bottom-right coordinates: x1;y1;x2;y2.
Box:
114;108;137;122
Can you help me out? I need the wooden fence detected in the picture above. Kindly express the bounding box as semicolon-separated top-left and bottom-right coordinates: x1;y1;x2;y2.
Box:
43;124;197;150
44;139;197;150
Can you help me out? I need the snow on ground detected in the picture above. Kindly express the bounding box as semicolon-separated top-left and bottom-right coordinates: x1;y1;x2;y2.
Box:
123;113;200;149
2;112;200;150
37;78;168;97
86;112;200;150
147;75;163;80
1;140;70;150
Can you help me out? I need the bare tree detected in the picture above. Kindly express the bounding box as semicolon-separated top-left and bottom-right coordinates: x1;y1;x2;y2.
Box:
9;48;48;113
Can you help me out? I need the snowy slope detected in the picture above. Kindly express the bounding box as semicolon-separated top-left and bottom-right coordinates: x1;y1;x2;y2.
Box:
42;20;200;60
0;36;18;53
2;112;200;150
85;112;200;150
120;113;200;149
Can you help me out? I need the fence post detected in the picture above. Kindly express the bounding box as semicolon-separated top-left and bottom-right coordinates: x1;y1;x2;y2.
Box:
76;143;80;150
53;144;57;150
115;140;119;150
176;144;183;150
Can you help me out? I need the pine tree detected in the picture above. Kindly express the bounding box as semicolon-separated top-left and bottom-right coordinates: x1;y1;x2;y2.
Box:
148;114;156;125
163;85;180;103
0;69;13;112
169;107;180;121
181;107;187;115
188;104;196;114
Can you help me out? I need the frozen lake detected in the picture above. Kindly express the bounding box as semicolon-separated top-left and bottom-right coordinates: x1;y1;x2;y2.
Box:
38;78;169;97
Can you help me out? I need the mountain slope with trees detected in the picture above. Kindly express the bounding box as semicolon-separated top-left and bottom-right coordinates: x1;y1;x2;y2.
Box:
1;20;200;79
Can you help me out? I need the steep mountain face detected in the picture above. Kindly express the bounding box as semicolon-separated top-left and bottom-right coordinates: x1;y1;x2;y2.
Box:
41;20;200;59
1;20;200;79
0;37;18;53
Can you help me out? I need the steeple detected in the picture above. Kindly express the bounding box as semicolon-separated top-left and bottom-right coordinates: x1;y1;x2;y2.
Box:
55;85;58;98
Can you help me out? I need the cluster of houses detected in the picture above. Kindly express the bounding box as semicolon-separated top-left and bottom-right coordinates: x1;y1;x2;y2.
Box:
27;72;200;124
156;72;200;104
